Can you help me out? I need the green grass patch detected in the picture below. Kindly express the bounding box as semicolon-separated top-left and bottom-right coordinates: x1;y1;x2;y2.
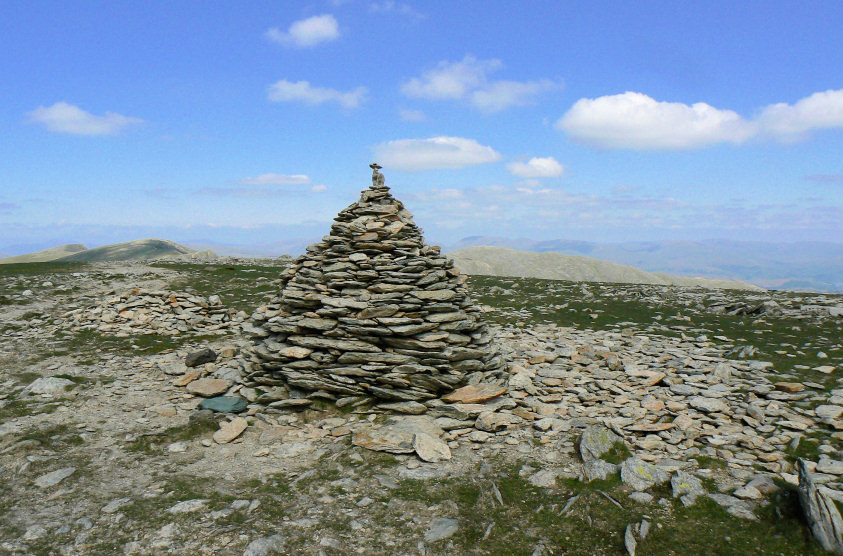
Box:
126;419;219;454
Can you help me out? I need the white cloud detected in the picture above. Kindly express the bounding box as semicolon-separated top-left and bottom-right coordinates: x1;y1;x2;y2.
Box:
756;88;843;140
311;184;328;192
373;136;501;171
399;108;426;121
267;80;367;108
557;88;843;150
401;56;557;112
28;102;143;135
265;14;339;48
470;79;557;113
369;1;424;19
240;173;311;185
507;157;564;178
556;92;753;149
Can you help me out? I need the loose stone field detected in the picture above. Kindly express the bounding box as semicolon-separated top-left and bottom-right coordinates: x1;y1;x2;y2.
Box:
1;260;842;555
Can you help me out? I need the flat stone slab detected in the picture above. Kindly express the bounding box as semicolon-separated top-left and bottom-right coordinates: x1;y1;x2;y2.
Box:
213;417;248;444
352;416;444;454
26;377;74;396
34;467;75;488
441;383;506;404
413;432;451;462
199;396;247;413
186;378;230;397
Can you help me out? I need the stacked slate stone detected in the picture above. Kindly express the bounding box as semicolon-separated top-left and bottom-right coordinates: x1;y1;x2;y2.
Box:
245;166;504;402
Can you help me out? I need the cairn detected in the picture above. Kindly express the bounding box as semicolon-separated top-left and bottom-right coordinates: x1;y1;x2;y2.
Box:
244;164;504;401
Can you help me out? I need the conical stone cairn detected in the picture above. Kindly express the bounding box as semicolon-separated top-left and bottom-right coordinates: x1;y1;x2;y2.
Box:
245;165;504;402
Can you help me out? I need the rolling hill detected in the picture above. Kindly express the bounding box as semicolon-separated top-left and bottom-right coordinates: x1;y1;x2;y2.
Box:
0;244;88;264
447;246;762;290
56;239;194;262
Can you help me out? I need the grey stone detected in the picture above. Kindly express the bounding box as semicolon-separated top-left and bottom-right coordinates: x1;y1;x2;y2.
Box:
798;458;843;553
185;348;217;367
579;425;623;462
628;492;653;504
620;458;669;491
688;396;729;413
26;376;74;396
424;517;459;542
583;459;618;482
243;534;286;556
670;470;705;499
34;467;75;488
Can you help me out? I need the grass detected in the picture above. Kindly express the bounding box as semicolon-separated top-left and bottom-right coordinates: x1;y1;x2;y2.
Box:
466;275;842;388
37;328;220;361
153;261;288;313
126;419;220;454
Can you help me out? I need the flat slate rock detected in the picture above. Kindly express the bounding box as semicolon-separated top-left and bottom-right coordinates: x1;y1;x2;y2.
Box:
186;377;230;397
198;396;247;413
353;416;444;454
441;383;506;404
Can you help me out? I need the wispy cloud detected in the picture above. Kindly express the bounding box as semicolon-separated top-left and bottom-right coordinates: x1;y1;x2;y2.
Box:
267;79;367;108
372;136;501;171
28;102;143;136
369;1;424;19
507;157;564;178
399;108;426;122
265;14;339;48
401;56;559;113
0;202;19;214
804;173;843;184
240;173;311;185
557;88;843;150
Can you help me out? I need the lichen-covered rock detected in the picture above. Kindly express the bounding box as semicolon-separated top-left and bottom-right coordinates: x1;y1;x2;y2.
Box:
245;169;504;401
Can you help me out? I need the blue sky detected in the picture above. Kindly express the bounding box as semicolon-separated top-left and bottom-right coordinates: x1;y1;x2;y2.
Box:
1;1;842;254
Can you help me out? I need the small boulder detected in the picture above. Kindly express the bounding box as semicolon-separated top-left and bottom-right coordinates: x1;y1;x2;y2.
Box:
620;458;669;491
199;396;248;414
185;348;217;368
186;378;230;397
579;424;623;462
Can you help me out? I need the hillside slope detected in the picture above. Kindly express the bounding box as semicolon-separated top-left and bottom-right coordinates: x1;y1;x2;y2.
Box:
447;246;762;290
0;244;88;264
57;239;193;262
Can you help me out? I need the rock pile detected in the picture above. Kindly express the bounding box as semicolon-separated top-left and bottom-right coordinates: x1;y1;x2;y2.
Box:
68;288;242;335
245;166;503;401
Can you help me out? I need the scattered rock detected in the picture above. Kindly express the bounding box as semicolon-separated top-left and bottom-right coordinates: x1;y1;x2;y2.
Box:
579;425;623;462
441;383;506;404
213;417;248;444
620;458;669;491
798;459;843;553
34;467;75;488
26;376;74;396
424;517;459;542
199;396;248;413
413;432;451;462
185;348;217;367
243;534;286;556
186;377;231;397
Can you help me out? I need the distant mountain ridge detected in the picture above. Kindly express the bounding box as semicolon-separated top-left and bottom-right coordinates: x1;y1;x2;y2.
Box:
0;239;201;264
0;244;88;264
447;237;843;292
448;246;761;290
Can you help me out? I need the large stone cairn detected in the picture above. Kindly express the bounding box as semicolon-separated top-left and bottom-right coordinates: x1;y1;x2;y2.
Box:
245;164;504;401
